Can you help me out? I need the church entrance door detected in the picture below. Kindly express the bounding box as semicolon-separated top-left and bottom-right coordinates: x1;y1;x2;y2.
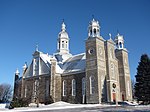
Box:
112;93;116;102
122;94;125;101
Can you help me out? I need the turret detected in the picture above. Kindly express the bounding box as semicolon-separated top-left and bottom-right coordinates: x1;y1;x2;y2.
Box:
88;18;100;37
55;20;72;62
57;21;70;54
115;33;133;101
114;33;124;49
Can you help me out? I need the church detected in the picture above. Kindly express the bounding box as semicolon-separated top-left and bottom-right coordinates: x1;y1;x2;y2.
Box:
13;18;132;104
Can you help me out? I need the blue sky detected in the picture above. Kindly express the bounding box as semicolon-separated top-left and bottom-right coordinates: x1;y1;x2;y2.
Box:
0;0;150;86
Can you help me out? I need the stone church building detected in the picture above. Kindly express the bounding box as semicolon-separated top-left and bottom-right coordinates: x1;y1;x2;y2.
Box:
13;18;132;104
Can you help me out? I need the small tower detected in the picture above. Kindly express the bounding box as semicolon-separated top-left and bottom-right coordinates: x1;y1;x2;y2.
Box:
55;20;72;62
115;33;132;101
86;18;107;103
57;21;70;54
88;18;100;37
105;33;121;102
114;33;124;49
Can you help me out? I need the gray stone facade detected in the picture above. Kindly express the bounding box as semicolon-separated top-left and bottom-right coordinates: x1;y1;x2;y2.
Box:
13;18;132;105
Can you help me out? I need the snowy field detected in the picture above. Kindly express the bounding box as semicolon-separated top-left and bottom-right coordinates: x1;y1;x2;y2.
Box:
0;101;150;112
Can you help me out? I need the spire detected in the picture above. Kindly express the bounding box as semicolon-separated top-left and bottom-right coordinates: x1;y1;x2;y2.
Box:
61;19;66;32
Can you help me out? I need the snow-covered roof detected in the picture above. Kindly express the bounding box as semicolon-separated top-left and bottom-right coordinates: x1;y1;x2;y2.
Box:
62;53;86;74
23;50;86;78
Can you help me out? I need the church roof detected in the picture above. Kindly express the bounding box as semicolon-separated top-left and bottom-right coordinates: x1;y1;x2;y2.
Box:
23;51;86;78
62;53;86;74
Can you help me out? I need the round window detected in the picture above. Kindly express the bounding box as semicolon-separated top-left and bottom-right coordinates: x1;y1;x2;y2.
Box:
88;48;94;55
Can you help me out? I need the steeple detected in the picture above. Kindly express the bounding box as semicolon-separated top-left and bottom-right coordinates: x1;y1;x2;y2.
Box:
61;20;66;32
88;17;100;37
57;20;70;54
114;33;124;49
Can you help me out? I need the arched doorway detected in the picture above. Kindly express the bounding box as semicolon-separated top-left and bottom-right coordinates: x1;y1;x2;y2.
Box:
122;94;125;101
112;92;116;102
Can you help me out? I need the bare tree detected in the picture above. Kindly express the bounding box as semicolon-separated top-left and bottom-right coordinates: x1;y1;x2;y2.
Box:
0;83;12;103
131;79;135;100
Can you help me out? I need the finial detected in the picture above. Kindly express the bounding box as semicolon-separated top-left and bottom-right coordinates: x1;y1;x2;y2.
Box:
61;19;66;31
62;19;64;23
117;30;120;35
109;33;112;39
92;15;95;21
36;44;38;51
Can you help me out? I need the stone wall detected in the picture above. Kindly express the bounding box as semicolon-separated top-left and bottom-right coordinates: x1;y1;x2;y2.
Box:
61;72;85;104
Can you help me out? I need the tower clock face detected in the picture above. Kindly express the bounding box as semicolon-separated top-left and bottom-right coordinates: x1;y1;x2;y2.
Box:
88;48;94;55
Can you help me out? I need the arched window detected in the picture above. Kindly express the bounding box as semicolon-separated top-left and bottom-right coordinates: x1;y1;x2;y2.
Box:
97;29;99;32
72;79;76;96
62;41;64;48
82;77;86;96
66;41;68;49
90;29;92;35
119;42;122;48
89;76;95;94
63;80;67;96
94;28;96;35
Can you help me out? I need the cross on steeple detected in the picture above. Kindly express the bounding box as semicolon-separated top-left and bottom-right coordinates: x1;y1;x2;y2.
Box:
36;44;39;51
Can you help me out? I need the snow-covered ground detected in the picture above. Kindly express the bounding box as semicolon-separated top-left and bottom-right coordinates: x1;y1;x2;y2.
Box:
0;101;150;112
0;101;112;112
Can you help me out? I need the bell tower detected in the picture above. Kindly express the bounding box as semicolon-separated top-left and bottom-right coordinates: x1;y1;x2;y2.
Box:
114;33;124;49
115;33;132;101
55;20;72;62
88;18;100;37
86;18;107;103
57;21;70;54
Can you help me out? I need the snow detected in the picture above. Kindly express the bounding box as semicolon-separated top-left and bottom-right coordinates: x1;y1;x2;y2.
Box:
0;101;150;112
49;101;71;106
62;53;86;74
0;104;6;109
0;101;101;112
